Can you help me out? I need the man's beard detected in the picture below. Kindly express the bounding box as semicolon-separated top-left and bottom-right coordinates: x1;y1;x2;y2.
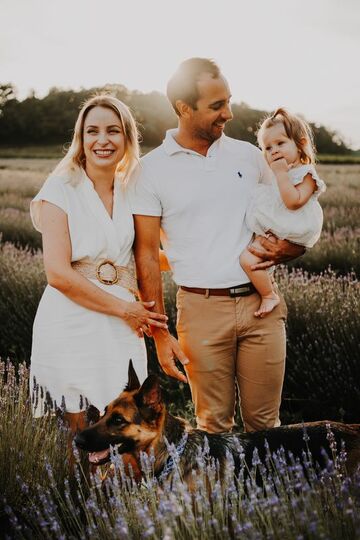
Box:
192;124;221;144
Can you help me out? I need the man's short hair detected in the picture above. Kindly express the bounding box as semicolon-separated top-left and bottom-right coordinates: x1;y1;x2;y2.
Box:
167;58;221;116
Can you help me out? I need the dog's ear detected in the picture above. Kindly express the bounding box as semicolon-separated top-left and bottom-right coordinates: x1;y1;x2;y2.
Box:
125;359;141;392
135;374;162;414
86;404;100;425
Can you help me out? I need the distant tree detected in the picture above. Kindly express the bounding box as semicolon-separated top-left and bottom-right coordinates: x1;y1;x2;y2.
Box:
311;124;350;155
0;82;354;155
0;84;17;108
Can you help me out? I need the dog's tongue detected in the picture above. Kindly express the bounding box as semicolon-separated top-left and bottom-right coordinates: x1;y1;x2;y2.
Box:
88;449;110;464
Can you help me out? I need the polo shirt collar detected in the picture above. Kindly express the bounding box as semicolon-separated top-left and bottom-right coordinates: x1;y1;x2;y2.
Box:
163;128;224;157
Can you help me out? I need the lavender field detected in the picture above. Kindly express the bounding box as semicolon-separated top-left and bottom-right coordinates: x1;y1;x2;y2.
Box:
0;159;359;538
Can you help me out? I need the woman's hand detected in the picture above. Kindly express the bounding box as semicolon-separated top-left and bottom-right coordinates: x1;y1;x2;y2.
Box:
121;300;168;337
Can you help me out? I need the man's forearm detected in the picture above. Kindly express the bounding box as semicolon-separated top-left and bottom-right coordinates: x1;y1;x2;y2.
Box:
135;252;169;338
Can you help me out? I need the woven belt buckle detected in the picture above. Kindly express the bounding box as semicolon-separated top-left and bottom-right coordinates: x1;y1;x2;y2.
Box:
229;285;252;297
96;260;118;285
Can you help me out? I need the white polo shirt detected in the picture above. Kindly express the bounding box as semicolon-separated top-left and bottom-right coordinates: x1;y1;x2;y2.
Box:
130;129;273;288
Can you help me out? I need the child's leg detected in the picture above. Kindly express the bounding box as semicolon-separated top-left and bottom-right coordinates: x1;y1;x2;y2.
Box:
240;239;280;317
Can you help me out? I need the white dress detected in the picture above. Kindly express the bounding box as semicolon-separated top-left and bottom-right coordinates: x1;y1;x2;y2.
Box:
30;169;147;416
246;164;326;248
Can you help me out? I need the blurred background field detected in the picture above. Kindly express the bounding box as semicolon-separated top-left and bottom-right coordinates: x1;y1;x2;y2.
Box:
1;156;359;538
0;157;359;424
1;158;359;272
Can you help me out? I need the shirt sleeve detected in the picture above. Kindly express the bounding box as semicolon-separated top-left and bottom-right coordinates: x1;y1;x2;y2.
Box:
128;163;162;216
30;175;69;232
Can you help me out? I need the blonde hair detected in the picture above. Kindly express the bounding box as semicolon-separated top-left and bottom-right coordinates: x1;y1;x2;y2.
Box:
50;94;140;186
257;107;316;164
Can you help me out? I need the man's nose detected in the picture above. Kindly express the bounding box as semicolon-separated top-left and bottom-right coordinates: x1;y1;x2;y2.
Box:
221;104;233;121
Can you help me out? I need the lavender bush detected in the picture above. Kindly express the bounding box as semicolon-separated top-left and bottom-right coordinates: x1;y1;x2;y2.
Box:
0;242;45;361
1;361;360;539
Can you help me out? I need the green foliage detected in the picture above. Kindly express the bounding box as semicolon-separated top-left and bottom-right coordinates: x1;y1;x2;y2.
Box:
0;83;355;155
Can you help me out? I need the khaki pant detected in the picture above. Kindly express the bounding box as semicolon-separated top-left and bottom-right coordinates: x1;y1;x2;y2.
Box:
176;286;287;433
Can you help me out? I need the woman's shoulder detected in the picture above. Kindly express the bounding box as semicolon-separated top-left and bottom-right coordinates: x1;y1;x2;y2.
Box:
43;168;85;190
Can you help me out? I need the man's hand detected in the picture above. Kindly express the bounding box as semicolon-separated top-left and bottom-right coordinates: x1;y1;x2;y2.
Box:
248;233;306;270
153;332;189;383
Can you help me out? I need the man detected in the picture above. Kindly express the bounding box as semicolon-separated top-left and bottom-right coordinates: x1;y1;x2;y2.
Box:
130;58;303;433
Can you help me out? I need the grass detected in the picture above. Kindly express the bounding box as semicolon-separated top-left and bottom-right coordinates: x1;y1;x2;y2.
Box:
288;164;360;274
0;146;65;159
317;154;360;164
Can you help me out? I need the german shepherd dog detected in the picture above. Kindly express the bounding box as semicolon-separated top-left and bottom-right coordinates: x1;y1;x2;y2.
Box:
75;361;360;483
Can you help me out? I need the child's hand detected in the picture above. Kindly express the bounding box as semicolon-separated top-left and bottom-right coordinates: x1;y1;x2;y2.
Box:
269;157;289;175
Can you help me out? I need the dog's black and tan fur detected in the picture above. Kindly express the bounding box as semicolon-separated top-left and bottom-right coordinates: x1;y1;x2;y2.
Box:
75;361;360;483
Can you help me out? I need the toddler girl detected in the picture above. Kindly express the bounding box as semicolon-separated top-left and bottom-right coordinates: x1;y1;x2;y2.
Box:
240;108;326;317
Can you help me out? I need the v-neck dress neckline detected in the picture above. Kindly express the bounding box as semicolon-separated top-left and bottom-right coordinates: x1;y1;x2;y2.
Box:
80;170;123;262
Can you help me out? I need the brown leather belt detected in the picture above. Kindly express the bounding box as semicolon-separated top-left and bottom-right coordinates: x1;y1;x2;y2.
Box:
180;283;257;297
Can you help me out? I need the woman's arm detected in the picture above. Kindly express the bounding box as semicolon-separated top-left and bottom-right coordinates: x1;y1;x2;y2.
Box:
41;201;168;336
271;159;316;210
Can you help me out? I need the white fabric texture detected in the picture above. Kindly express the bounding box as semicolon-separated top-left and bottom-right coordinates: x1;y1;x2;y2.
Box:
129;129;274;288
30;169;147;415
245;164;326;248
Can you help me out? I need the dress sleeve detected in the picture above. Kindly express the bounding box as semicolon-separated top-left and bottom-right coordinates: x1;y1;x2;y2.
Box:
127;163;162;216
292;164;326;197
30;175;69;232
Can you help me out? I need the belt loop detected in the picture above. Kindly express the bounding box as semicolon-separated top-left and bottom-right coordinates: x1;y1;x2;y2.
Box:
204;288;210;299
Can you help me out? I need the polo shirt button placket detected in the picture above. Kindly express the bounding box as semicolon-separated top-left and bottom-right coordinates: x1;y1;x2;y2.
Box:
204;155;215;172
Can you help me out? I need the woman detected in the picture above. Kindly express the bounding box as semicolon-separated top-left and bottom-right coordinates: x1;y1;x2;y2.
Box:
30;95;168;432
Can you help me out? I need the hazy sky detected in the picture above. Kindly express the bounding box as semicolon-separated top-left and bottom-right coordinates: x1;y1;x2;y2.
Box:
1;0;359;148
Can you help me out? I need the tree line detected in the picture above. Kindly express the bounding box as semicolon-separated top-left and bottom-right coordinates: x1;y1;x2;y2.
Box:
0;83;354;154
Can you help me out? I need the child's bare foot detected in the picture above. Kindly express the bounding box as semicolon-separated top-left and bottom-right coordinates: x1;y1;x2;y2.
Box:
254;292;280;318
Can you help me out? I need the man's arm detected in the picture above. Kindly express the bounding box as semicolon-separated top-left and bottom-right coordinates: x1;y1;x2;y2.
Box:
248;234;306;270
133;215;189;382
